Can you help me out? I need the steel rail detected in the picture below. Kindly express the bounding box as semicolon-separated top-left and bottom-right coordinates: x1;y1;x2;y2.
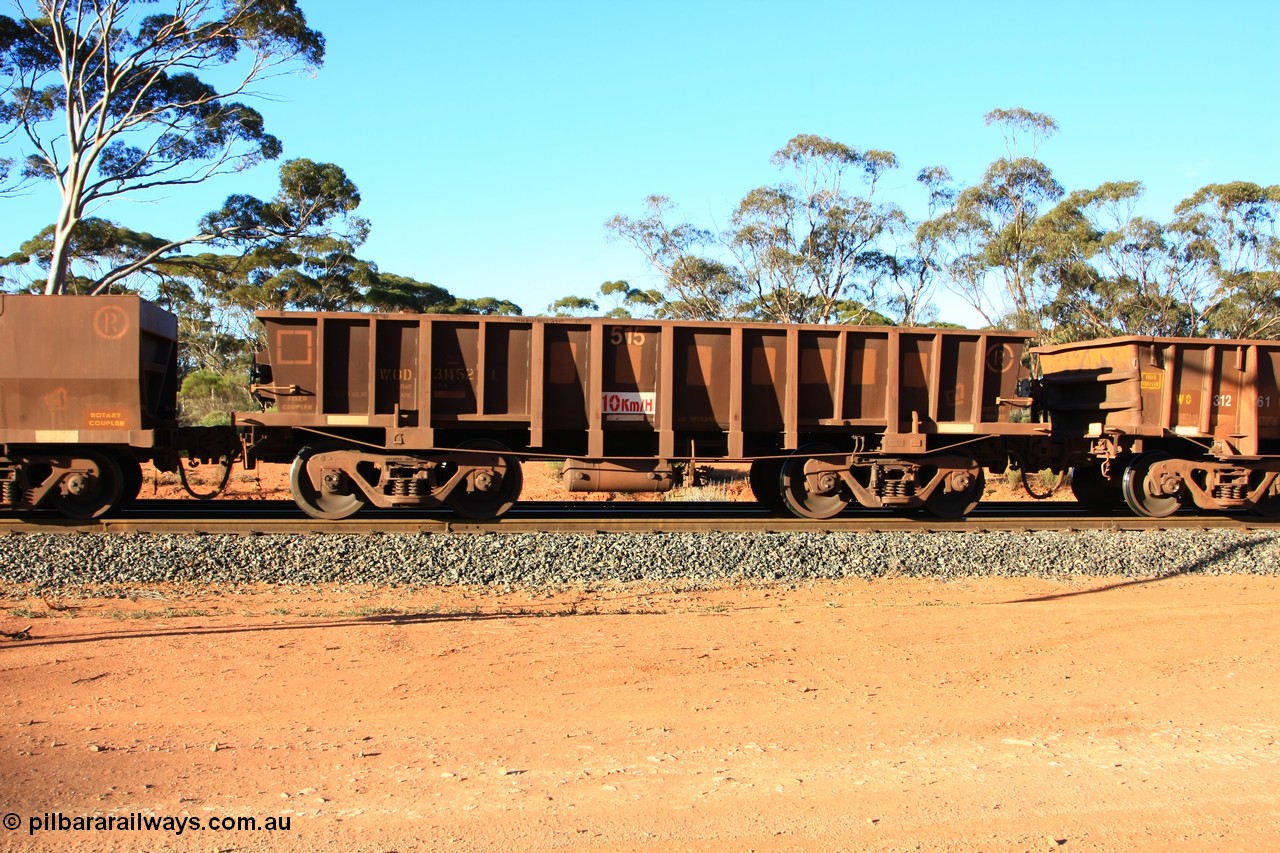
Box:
1;500;1276;535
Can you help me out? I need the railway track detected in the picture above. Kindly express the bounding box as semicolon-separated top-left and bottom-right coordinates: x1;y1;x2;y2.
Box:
2;500;1276;535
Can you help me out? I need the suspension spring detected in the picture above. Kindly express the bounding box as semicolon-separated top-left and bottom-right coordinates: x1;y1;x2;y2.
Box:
391;478;427;497
877;478;915;499
0;479;16;506
1213;484;1248;502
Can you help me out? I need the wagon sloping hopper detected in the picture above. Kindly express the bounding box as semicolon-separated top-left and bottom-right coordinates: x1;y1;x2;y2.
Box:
1034;335;1280;517
0;294;179;517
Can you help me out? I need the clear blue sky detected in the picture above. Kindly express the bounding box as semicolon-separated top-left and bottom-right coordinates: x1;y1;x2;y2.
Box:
6;0;1279;323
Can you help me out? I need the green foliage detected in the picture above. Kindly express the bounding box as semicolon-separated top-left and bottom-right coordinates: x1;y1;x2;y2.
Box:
4;219;169;294
606;108;1270;340
197;411;234;427
927;122;1065;331
606;195;744;320
1170;182;1280;339
365;273;459;313
608;136;910;325
1;0;326;294
1038;183;1197;341
454;297;523;316
547;295;599;317
830;301;896;326
178;369;255;427
730;135;907;324
546;281;663;318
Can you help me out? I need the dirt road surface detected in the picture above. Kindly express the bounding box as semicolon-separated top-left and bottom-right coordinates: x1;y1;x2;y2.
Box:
2;574;1279;852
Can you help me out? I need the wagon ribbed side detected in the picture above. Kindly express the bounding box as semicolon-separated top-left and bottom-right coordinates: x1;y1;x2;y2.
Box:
241;310;1045;519
1035;336;1280;516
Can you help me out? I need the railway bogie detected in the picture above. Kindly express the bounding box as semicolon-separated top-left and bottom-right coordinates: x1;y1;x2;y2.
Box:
285;439;525;520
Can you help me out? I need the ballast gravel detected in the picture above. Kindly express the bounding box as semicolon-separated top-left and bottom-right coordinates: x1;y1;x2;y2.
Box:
1;529;1278;591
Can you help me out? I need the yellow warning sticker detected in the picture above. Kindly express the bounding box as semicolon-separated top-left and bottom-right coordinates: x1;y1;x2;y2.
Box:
1141;371;1164;391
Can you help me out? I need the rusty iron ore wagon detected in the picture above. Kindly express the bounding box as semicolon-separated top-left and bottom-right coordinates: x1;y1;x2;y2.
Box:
0;294;234;518
27;294;1280;524
239;310;1046;520
1035;335;1280;518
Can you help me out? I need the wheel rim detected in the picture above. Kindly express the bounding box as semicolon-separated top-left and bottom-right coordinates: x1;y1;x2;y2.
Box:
748;458;786;512
1069;464;1123;511
921;460;985;519
779;445;850;520
290;444;366;520
1121;451;1181;518
446;440;523;520
52;451;125;520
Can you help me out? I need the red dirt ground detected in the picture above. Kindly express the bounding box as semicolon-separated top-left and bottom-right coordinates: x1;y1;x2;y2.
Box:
2;576;1279;851
7;462;1271;851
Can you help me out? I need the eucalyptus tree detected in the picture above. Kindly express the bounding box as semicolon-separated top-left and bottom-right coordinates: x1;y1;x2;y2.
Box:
364;273;461;314
1038;182;1196;341
4;157;366;305
150;253;256;374
1167;182;1280;339
546;294;598;317
605;195;746;321
3;216;169;292
728;134;905;324
0;13;21;193
546;281;663;319
451;296;522;316
0;0;324;294
928;108;1064;331
888;166;957;326
598;279;662;318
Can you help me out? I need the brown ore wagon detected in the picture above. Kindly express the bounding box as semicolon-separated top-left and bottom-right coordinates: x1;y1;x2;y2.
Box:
0;294;204;518
239;311;1046;520
1035;335;1280;517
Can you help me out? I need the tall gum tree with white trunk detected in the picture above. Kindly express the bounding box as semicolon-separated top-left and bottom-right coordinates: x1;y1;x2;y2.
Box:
0;0;324;294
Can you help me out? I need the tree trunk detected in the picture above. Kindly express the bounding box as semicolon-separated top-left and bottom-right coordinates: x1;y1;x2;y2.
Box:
44;154;91;295
44;215;77;295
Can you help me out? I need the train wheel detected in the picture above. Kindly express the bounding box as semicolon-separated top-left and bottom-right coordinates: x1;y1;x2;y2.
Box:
1069;463;1124;511
780;445;850;520
119;456;143;506
1248;496;1280;518
1121;451;1182;518
1246;472;1280;518
921;461;985;519
748;458;786;513
52;451;125;520
290;443;366;520
446;440;523;520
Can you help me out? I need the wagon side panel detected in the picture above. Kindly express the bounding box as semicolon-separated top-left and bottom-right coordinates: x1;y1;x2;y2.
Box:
0;294;176;446
257;315;321;418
